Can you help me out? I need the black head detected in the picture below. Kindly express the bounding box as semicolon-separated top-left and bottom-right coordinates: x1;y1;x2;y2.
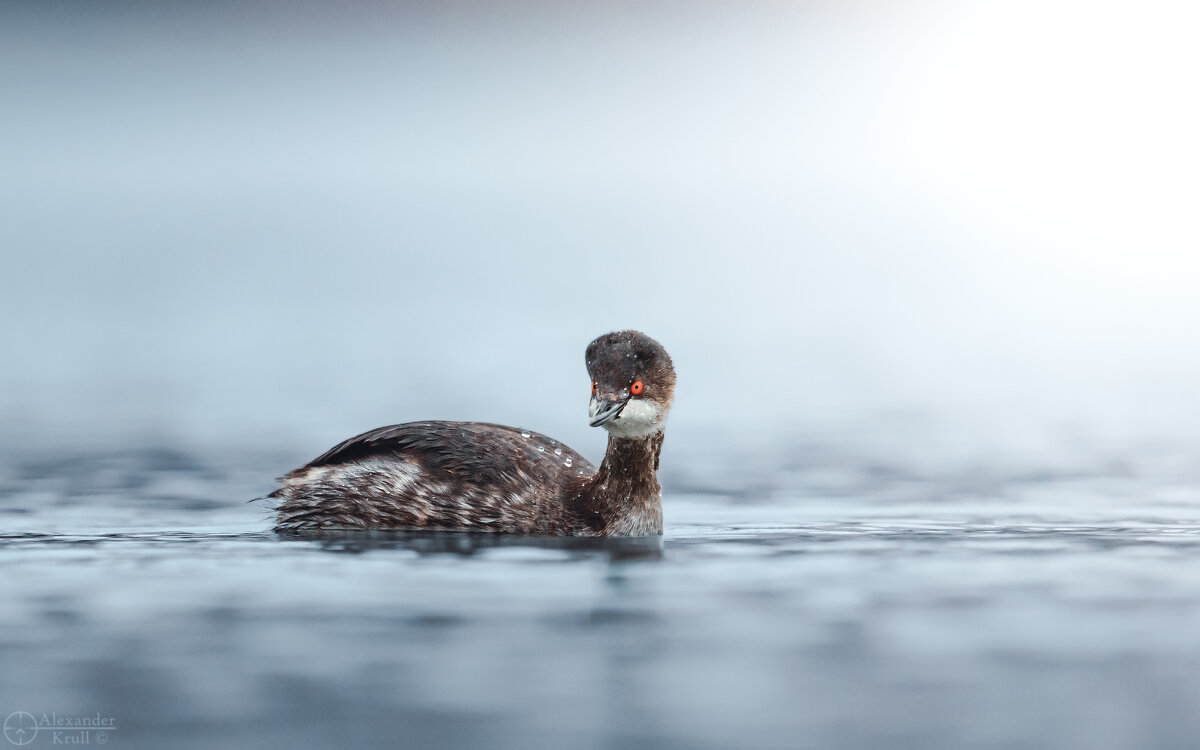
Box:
584;330;676;437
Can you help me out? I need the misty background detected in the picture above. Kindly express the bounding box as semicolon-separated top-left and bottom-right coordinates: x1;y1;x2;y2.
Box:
2;0;1198;468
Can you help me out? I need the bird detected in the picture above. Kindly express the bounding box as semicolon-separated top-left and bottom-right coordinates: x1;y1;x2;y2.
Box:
269;330;675;536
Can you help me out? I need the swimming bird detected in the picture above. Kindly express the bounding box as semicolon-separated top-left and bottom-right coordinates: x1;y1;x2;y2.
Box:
270;330;675;536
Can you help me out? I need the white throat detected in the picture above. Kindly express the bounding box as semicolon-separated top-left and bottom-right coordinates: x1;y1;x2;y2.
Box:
603;399;668;439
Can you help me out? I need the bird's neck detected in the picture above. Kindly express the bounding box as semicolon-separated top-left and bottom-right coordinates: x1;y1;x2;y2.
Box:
577;431;664;535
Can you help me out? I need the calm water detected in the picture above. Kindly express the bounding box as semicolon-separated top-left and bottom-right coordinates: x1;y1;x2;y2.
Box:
3;438;1200;750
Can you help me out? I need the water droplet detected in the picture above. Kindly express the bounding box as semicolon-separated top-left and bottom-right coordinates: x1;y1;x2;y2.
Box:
565;458;573;467
521;431;531;438
537;445;545;452
553;447;562;455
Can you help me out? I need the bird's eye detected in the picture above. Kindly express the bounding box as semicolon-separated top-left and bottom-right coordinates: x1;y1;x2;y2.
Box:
591;381;597;395
630;380;644;395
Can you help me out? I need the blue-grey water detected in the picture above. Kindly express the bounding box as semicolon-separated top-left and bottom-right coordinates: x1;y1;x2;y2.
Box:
4;436;1200;750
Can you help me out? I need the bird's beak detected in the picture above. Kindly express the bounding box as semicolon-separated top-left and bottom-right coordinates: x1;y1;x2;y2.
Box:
588;395;627;427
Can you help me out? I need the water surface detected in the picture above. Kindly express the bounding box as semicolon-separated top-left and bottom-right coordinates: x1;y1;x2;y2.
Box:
3;442;1200;749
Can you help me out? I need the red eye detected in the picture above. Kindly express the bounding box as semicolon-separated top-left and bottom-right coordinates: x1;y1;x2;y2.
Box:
591;381;597;395
630;380;644;395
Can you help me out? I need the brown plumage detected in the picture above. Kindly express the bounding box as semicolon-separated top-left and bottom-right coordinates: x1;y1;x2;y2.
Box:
269;330;675;536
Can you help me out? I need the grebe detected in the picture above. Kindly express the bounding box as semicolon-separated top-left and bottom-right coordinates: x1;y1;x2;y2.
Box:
270;330;675;536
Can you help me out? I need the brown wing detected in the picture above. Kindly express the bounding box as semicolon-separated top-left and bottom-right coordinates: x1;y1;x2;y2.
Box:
271;421;596;533
284;420;594;491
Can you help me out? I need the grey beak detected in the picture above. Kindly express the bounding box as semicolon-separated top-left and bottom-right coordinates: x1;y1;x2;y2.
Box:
588;396;627;427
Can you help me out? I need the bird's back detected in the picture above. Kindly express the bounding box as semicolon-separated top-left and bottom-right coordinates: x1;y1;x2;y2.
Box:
271;421;596;533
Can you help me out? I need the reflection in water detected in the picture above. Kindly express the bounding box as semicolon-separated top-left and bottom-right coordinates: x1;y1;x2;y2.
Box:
285;529;665;561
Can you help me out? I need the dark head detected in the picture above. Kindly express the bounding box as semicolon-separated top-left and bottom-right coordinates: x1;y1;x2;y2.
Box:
585;330;676;438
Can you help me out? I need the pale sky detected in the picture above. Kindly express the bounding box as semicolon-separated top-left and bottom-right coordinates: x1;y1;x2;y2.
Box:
2;0;1197;453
